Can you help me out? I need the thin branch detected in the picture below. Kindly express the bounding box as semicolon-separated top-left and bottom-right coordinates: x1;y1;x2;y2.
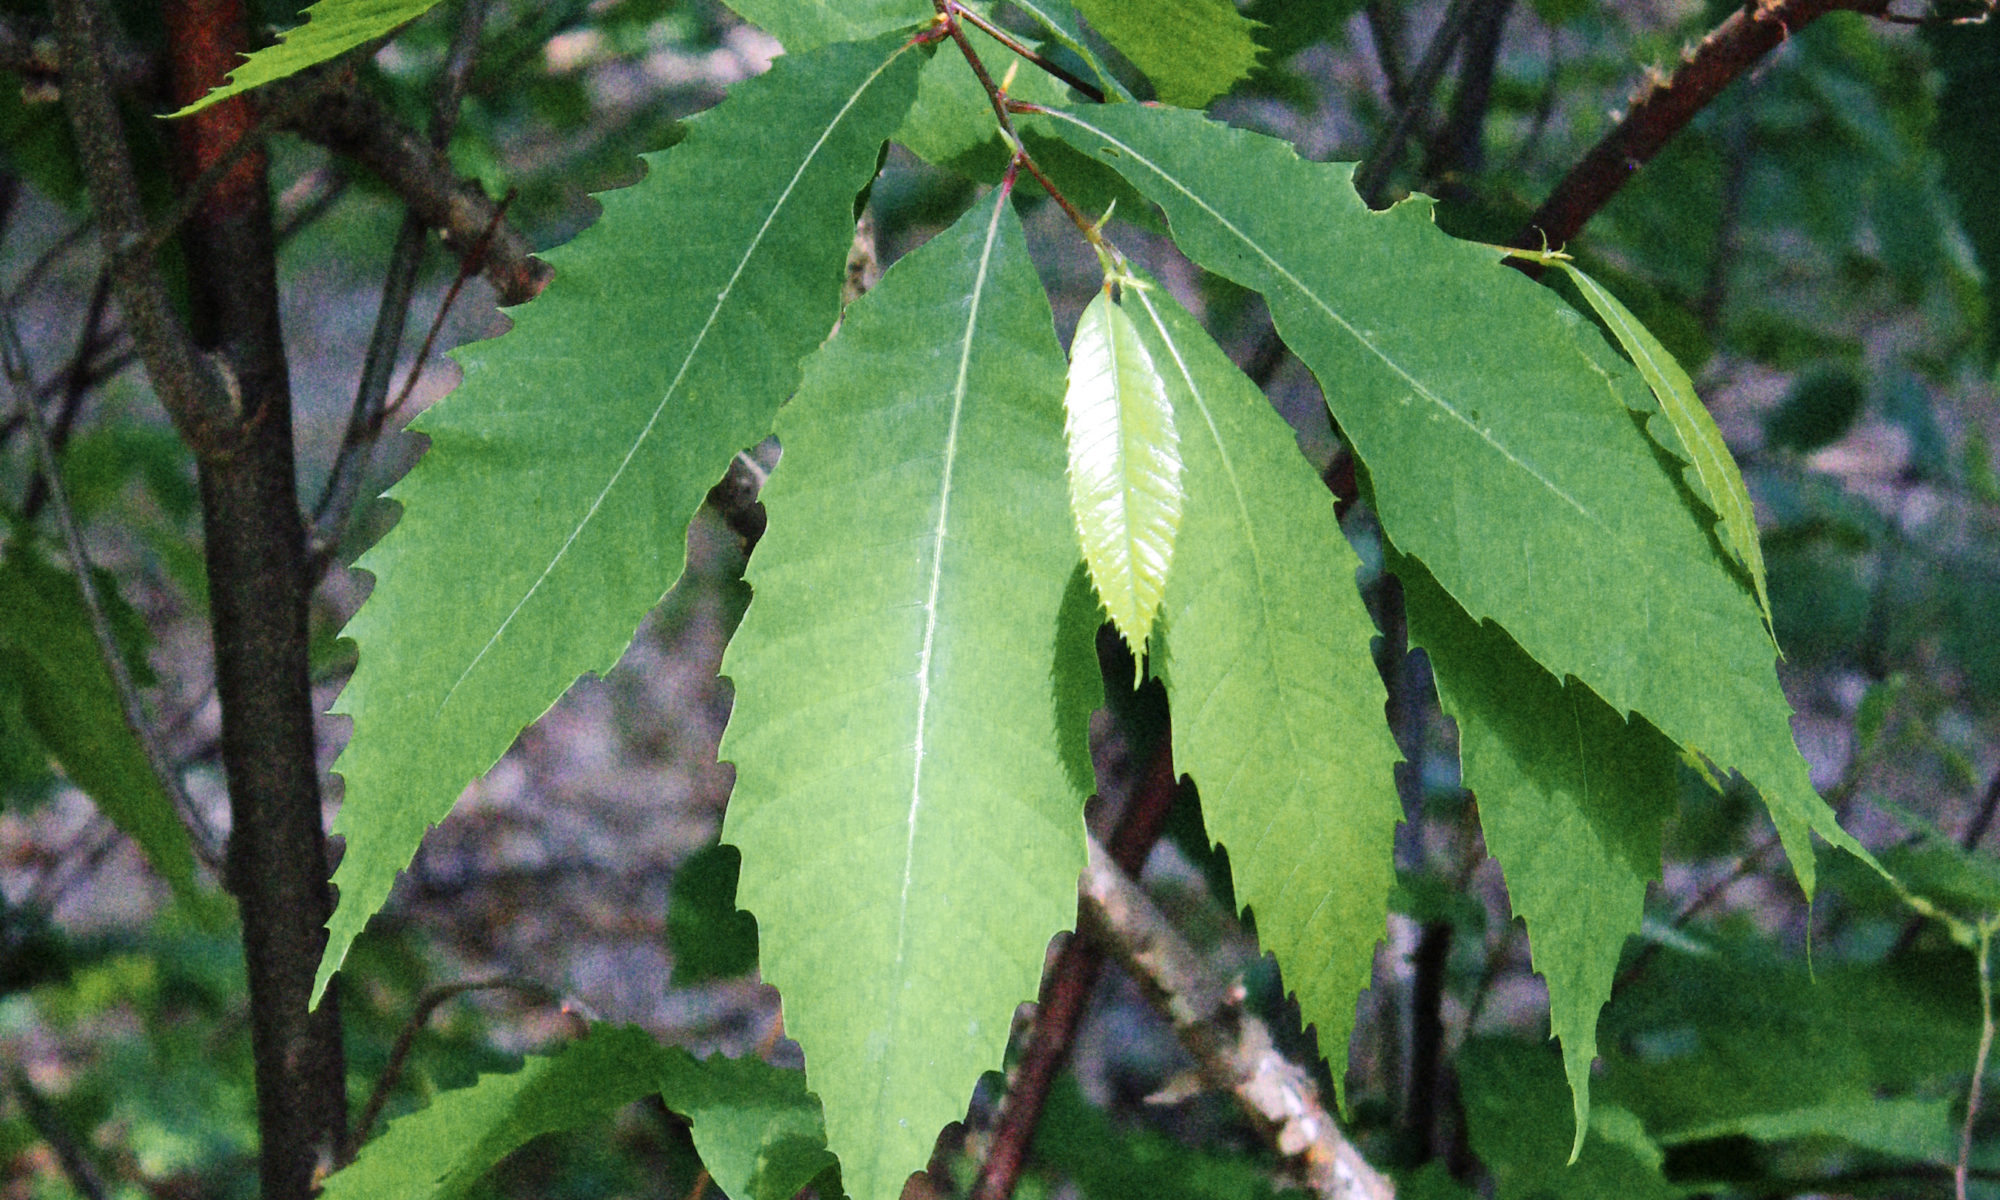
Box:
312;212;428;561
272;71;548;305
935;2;1105;247
382;191;511;424
312;0;492;561
1;219;93;313
953;3;1105;102
7;1067;110;1200
1;313;226;874
0;11;153;93
1361;0;1409;107
1962;921;1997;1200
1079;834;1395;1200
51;0;238;454
22;272;113;519
1513;0;1890;253
1354;0;1480;207
1420;0;1514;188
275;165;353;242
129;73;350;267
1960;759;2000;850
351;975;564;1154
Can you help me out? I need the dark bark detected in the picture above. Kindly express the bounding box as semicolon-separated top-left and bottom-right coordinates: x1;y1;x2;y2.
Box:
1421;0;1513;188
160;1;349;1194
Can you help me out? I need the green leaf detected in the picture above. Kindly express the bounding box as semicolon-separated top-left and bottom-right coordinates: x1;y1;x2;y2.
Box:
1555;263;1772;630
1122;280;1399;1099
662;1052;839;1200
1243;0;1357;64
1598;944;1978;1144
1032;1074;1291;1200
1764;365;1866;454
720;188;1083;1200
323;1024;832;1200
895;23;1075;176
0;542;200;902
317;32;925;1003
1005;0;1127;97
667;843;761;985
1071;0;1261;106
1065;288;1183;656
1927;12;2000;367
1460;1040;1680;1200
1045;102;1867;894
721;0;932;51
324;1025;670;1200
890;20;1151;230
171;0;444;117
1053;562;1110;799
1400;556;1676;1160
1662;1097;1955;1163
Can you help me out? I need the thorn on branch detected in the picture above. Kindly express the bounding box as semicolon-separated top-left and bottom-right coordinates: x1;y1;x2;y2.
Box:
1514;0;1891;253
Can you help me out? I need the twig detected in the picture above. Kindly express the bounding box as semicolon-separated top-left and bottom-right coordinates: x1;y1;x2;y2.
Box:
1420;0;1514;187
23;815;124;913
276;166;353;242
1354;0;1480;207
382;191;512;425
7;1067;109;1200
351;975;564;1154
1513;0;1890;253
130;73;350;267
0;313;226;874
1079;834;1395;1200
51;0;239;454
312;0;492;561
2;218;93;311
1960;761;2000;850
272;71;548;305
1962;920;1997;1200
953;3;1106;102
0;11;153;93
22;272;113;519
935;2;1106;248
1500;28;1561;177
313;212;428;561
1361;1;1409;107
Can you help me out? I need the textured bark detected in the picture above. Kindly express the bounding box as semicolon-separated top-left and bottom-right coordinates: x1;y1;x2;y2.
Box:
161;1;349;1194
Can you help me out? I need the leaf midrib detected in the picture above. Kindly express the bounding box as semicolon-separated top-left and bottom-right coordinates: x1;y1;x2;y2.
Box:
871;185;1011;1180
1047;108;1599;526
436;42;916;717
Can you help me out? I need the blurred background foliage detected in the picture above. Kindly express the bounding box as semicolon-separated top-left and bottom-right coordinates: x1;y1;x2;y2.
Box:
1;0;1997;1196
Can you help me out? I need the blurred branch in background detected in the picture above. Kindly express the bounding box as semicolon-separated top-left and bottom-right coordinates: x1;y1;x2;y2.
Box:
1;311;225;872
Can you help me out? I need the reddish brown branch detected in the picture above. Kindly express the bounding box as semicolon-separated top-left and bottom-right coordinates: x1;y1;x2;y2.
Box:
1514;0;1887;252
161;3;351;1195
351;976;563;1155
